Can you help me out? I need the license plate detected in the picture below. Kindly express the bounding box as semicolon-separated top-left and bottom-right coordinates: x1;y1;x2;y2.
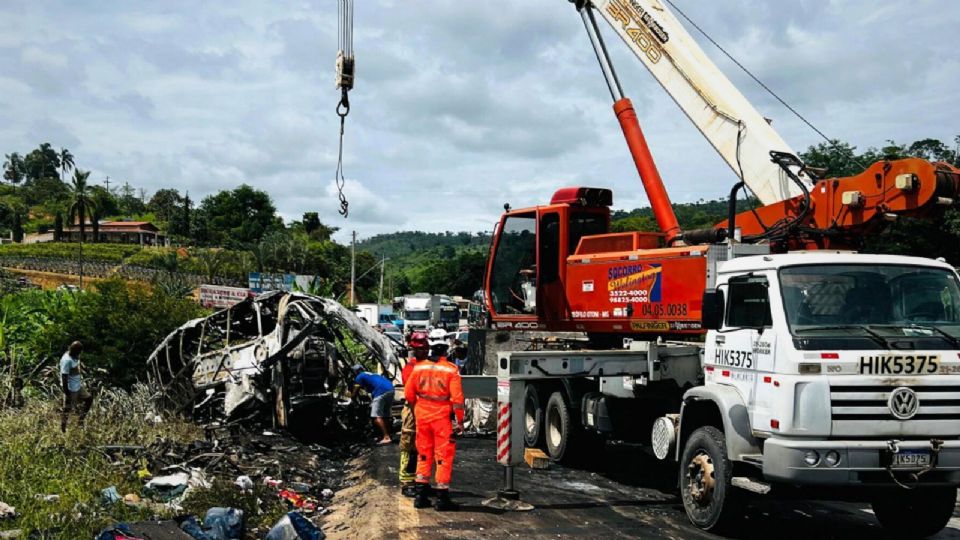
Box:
859;354;940;375
890;451;931;468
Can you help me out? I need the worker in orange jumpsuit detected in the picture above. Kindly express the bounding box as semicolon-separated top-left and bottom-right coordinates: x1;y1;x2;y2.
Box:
404;341;464;511
399;331;429;497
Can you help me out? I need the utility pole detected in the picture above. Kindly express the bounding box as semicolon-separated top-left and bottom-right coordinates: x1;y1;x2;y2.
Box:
377;254;385;305
349;230;356;306
104;176;111;192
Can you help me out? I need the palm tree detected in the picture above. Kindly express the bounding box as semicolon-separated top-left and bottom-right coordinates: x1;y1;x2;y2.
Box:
2;153;24;184
197;248;228;283
67;169;97;287
58;148;74;181
37;142;57;179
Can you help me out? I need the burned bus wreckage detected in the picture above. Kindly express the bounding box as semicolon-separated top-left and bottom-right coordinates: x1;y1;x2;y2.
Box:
147;291;404;430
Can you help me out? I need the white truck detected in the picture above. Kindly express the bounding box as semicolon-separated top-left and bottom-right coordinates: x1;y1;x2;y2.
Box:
355;303;394;327
500;250;960;536
401;293;432;333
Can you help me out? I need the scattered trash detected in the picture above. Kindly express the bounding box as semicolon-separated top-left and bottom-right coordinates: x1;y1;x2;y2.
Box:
278;490;319;512
95;523;146;540
0;529;23;539
263;476;283;489
265;511;325;540
203;507;244;540
321;488;334;499
287;482;312;494
101;486;122;505
0;501;15;519
143;471;189;502
180;516;220;540
123;493;141;505
136;457;153;480
35;494;59;503
234;475;254;491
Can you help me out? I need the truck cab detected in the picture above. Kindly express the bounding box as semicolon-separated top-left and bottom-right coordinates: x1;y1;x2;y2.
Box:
684;252;960;532
402;294;432;333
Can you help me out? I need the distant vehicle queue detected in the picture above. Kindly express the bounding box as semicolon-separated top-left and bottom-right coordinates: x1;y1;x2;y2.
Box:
354;293;472;370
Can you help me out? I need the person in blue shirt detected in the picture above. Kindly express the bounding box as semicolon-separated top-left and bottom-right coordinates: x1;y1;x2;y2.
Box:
350;365;395;445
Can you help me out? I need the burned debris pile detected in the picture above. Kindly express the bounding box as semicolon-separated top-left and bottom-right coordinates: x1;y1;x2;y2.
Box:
147;291;404;434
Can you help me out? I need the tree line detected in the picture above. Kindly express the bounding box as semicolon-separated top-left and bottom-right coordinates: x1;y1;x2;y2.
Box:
4;135;957;304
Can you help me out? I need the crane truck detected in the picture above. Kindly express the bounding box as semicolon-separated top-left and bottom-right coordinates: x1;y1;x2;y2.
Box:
478;0;960;536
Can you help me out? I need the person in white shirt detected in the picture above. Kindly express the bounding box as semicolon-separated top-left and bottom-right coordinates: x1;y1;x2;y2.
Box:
60;341;93;432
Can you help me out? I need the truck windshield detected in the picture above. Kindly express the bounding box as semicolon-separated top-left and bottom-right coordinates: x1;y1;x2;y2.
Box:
405;310;430;321
440;310;458;322
779;264;960;342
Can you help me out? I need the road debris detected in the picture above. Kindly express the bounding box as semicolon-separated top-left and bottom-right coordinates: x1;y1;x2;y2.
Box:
147;292;404;432
100;486;122;506
266;511;324;540
233;475;254;491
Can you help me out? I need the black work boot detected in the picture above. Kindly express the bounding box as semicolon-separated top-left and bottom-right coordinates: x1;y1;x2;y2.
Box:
413;483;432;508
434;489;459;511
401;483;418;498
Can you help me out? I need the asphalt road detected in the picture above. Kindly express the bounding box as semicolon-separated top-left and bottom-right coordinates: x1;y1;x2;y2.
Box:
325;436;960;539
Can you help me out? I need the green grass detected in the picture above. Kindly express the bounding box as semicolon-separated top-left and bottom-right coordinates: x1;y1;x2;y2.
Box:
0;383;203;538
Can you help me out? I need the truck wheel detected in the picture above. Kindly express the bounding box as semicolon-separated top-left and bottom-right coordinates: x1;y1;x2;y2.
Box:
872;486;956;538
523;384;544;448
679;426;742;532
544;391;574;462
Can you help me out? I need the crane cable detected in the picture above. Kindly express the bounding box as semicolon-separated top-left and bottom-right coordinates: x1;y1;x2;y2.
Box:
335;0;355;217
662;0;833;145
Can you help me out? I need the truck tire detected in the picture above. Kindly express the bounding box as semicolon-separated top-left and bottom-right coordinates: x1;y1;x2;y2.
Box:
871;486;956;538
544;391;575;462
679;426;743;533
523;384;544;448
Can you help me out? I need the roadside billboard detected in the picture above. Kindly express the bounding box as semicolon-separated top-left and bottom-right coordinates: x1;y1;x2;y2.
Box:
248;273;318;293
200;284;253;309
248;272;294;293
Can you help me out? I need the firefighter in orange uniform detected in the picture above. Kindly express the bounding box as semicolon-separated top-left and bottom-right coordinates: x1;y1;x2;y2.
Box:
404;340;464;511
399;331;429;497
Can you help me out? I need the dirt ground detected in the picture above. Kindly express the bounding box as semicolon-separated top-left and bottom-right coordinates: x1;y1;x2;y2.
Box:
323;436;960;539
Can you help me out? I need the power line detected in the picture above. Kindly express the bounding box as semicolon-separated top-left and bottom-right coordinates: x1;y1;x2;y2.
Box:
663;0;834;144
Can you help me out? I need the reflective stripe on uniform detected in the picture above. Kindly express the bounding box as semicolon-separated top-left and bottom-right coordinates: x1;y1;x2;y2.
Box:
416;393;450;403
411;363;457;374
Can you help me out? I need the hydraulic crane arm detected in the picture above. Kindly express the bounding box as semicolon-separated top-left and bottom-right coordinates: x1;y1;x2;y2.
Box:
578;0;960;251
585;0;810;206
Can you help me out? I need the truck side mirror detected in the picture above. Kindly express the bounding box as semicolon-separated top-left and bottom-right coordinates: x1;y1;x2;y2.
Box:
702;289;725;330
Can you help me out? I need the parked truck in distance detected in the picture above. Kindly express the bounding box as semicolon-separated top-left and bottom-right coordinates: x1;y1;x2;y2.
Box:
436;295;461;331
401;293;432;333
355;303;393;327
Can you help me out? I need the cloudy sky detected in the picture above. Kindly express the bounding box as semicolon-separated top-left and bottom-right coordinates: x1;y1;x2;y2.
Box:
1;1;956;242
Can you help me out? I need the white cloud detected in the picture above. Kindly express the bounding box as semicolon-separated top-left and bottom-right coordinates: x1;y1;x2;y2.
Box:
0;0;956;241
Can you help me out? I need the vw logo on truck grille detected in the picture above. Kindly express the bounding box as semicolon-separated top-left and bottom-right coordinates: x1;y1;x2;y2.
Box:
888;387;919;420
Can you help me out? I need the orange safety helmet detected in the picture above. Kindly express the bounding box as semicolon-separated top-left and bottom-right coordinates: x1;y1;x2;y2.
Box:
407;331;429;350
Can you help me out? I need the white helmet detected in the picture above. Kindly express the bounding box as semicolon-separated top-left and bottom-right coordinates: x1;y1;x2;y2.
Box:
427;328;448;347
